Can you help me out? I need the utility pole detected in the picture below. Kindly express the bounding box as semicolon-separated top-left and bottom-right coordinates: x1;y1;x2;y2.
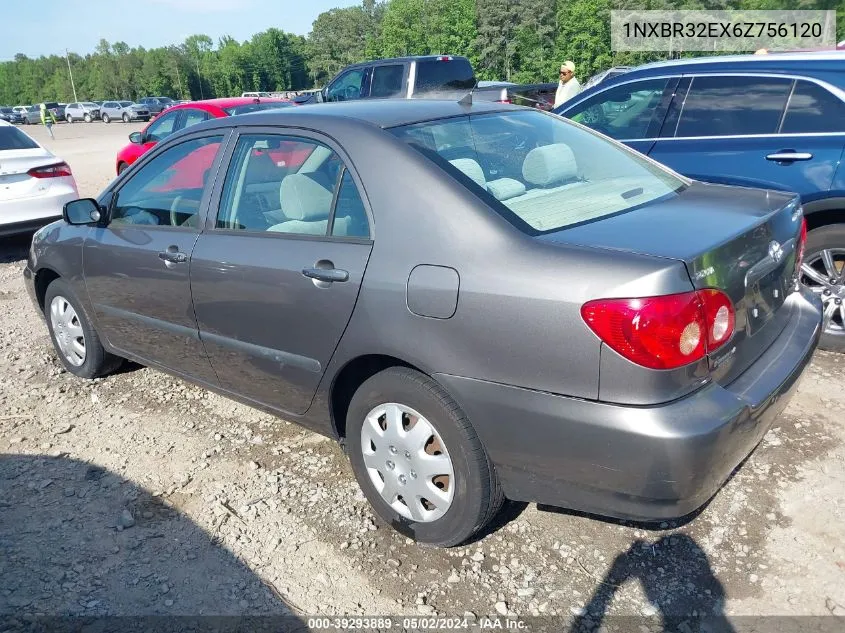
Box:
174;62;183;99
195;57;204;99
65;49;78;102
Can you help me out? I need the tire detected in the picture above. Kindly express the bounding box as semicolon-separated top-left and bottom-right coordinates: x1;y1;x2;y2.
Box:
84;113;92;123
346;367;504;547
66;115;73;123
122;113;129;123
117;162;128;175
44;278;123;379
801;224;845;353
102;113;110;123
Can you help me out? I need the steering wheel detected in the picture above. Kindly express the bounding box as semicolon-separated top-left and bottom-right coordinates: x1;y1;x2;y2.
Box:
343;85;360;101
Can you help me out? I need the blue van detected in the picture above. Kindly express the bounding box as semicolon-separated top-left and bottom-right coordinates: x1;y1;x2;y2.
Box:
557;53;845;351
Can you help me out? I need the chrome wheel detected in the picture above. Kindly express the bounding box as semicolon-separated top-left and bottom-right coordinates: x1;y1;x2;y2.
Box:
361;403;455;522
801;248;845;340
49;296;86;367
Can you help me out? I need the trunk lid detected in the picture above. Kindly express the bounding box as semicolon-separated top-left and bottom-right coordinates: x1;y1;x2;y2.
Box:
0;148;59;201
541;181;803;384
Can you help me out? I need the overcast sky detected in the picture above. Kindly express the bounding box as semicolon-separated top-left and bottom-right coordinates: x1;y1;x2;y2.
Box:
1;0;360;60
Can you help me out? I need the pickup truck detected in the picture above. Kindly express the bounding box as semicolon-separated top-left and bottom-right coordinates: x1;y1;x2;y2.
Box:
300;55;557;109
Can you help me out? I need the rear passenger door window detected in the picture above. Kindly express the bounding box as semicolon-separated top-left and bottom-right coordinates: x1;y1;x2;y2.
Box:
370;64;405;98
781;81;845;134
675;76;792;137
565;78;677;140
216;133;369;238
182;108;209;130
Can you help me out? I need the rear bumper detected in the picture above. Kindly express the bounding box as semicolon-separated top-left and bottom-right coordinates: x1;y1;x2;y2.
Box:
0;187;77;235
0;216;62;238
436;289;822;521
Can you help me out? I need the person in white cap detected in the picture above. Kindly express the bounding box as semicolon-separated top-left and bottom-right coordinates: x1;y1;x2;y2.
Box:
554;61;581;108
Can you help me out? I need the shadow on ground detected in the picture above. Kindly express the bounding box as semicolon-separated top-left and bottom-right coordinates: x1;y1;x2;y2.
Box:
0;234;32;264
0;454;307;632
568;534;735;633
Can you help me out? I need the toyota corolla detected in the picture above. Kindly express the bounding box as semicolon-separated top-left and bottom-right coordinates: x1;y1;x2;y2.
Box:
24;100;821;546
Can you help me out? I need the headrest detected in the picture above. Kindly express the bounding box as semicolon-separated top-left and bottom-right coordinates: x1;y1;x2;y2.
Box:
279;173;333;221
486;178;526;201
449;158;487;190
522;143;578;187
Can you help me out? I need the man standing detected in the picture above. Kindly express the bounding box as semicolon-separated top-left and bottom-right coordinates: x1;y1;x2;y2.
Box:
554;61;581;109
40;103;56;139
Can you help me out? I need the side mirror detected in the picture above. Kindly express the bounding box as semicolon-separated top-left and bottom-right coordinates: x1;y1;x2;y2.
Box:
63;198;101;225
129;131;143;144
316;88;326;103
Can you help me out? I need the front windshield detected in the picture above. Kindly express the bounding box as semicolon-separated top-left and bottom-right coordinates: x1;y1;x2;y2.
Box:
224;102;293;115
82;102;98;108
391;110;686;234
159;97;174;104
120;101;133;107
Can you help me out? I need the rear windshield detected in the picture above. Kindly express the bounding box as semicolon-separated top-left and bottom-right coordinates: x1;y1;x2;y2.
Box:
414;59;475;94
224;102;293;115
391;110;686;234
82;102;98;108
0;126;39;150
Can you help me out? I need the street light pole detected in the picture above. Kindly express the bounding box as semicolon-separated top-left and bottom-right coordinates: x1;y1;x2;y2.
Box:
65;49;78;102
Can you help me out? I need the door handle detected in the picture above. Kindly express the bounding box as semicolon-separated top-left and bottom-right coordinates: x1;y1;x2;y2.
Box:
302;267;349;283
766;151;813;162
158;249;187;264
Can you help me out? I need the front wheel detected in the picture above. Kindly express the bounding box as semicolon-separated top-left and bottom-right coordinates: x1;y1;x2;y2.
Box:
122;113;129;123
102;113;110;123
117;162;128;175
83;113;92;123
66;115;73;123
346;367;504;547
44;278;122;379
801;224;845;352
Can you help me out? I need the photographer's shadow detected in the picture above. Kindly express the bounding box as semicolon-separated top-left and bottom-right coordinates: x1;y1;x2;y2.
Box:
570;534;736;633
0;453;307;631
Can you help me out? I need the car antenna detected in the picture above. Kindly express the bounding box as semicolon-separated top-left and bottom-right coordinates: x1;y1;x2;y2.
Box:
458;91;472;107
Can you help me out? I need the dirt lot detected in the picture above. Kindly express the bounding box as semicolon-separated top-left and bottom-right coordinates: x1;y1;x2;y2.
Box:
1;122;844;628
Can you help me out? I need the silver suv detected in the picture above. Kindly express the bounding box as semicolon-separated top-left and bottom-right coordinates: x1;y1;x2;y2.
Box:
65;102;101;123
100;101;150;123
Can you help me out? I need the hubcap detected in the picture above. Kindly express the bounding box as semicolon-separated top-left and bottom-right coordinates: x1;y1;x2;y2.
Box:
801;248;845;339
49;296;86;367
361;403;455;522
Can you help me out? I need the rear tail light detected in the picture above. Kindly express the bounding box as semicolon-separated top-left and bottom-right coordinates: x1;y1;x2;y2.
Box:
28;162;72;179
581;289;735;370
795;216;807;275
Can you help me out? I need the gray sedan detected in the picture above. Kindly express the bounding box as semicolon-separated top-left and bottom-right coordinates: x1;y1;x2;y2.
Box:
23;100;822;546
100;101;150;123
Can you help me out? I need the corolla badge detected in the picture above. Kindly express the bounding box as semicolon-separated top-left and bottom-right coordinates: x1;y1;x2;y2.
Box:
768;240;784;263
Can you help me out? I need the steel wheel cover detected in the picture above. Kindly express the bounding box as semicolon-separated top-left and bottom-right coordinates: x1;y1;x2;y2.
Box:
360;403;455;522
49;296;86;367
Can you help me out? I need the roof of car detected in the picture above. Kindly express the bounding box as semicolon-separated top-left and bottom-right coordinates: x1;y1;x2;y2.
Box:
344;55;471;70
168;97;290;110
219;99;515;129
638;51;845;71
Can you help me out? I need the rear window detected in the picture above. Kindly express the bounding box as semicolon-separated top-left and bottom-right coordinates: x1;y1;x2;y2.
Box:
676;76;792;137
414;58;475;94
223;102;293;115
391;110;685;234
781;81;845;134
0;126;39;150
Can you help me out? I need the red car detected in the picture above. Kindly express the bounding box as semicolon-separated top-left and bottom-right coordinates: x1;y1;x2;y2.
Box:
115;97;293;175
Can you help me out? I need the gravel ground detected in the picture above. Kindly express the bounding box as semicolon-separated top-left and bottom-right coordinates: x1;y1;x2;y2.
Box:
1;123;844;629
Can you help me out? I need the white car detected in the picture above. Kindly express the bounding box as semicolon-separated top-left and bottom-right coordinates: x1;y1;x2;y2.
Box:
0;121;78;237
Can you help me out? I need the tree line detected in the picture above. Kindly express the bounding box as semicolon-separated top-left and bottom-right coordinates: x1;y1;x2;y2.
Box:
1;0;843;105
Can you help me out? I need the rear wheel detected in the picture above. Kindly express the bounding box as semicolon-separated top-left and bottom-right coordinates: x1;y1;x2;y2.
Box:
801;224;845;352
122;113;129;123
44;279;122;379
346;367;504;546
102;113;110;123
